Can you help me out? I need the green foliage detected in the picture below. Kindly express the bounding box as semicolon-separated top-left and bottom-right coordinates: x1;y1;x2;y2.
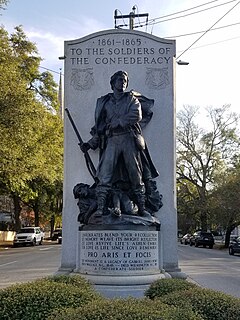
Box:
0;25;63;226
47;298;203;320
1;276;240;320
45;274;96;291
159;287;240;320
23;178;63;226
145;278;197;299
0;25;62;183
177;180;201;232
0;275;101;320
209;169;240;246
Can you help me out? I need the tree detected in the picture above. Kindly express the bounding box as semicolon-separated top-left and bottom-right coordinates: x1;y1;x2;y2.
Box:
20;109;63;227
209;161;240;247
177;180;200;234
177;105;239;231
0;0;8;11
21;178;63;228
0;26;63;229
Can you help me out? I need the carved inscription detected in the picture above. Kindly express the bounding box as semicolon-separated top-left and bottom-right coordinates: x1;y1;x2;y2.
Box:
69;37;172;66
79;230;159;274
69;35;173;90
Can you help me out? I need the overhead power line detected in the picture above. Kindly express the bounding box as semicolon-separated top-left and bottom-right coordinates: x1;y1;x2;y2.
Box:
132;0;238;30
147;0;221;22
177;35;240;53
146;0;237;26
39;66;62;75
176;0;240;60
165;21;240;39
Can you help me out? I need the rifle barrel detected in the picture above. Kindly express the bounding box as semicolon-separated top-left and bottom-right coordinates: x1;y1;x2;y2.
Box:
65;108;83;146
65;108;97;180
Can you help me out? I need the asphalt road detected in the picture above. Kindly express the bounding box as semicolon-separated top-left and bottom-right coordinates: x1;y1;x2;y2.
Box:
0;241;61;289
178;242;240;298
0;241;240;299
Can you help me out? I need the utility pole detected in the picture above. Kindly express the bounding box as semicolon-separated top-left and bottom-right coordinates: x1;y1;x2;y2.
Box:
114;6;148;30
58;68;64;119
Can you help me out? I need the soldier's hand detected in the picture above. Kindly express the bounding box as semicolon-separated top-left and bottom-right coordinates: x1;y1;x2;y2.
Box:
80;142;90;153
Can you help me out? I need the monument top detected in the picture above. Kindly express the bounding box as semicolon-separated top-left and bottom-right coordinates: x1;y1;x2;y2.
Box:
65;28;175;48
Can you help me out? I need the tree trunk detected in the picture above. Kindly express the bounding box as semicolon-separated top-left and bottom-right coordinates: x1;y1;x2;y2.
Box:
12;193;22;231
198;186;208;231
225;223;238;248
33;203;40;226
50;214;55;238
200;211;208;231
225;227;232;248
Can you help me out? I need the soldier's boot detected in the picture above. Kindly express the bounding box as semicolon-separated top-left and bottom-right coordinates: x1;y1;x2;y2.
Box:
135;191;152;218
95;187;109;219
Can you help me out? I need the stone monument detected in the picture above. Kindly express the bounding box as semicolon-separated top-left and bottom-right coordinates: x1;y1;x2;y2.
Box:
60;28;184;297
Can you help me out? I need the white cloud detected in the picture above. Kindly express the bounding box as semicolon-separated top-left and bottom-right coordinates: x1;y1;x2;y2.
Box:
26;30;64;68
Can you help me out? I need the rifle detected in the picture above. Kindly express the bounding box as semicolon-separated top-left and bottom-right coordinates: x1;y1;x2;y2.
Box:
65;108;97;182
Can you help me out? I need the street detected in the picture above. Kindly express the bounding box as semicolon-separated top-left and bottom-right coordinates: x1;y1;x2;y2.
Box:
0;242;61;289
0;242;240;299
178;242;240;298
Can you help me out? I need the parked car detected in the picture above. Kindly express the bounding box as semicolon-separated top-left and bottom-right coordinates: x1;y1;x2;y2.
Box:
57;232;62;244
189;231;214;249
52;228;62;241
230;235;239;242
180;233;191;245
229;236;240;255
13;227;44;247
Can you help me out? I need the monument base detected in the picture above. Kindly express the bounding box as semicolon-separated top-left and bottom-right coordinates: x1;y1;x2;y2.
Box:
72;225;169;297
72;272;171;298
55;268;185;298
57;223;186;297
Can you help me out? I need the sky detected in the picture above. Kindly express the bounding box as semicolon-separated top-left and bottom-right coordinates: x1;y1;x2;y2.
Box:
1;0;240;120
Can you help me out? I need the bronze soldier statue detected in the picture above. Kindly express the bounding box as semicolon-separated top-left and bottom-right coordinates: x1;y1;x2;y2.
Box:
81;70;160;221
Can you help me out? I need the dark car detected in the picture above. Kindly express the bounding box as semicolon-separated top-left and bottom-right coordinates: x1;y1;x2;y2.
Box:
180;233;191;245
229;236;240;255
57;233;62;244
51;228;62;241
189;231;214;249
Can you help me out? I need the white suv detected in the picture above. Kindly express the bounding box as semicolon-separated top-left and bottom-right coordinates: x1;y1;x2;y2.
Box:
13;227;44;247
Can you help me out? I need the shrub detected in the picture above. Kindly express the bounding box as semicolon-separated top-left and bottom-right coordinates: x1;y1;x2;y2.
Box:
45;274;96;290
47;298;204;320
1;275;239;320
145;278;197;299
0;275;101;320
160;287;240;320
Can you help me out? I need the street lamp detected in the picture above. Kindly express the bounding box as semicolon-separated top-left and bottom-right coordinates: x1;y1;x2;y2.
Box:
177;60;189;65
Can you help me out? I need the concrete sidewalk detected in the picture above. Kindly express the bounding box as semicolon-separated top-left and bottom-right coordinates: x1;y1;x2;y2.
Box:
0;241;12;250
0;239;56;250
